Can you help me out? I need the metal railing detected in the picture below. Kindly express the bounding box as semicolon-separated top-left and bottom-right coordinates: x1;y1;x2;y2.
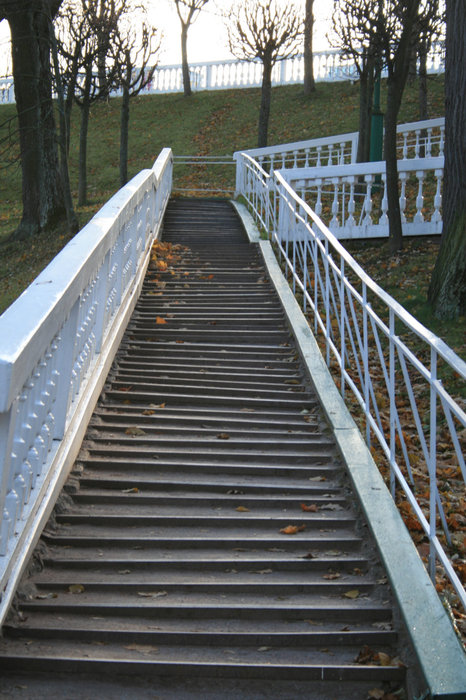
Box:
0;148;173;622
234;149;466;614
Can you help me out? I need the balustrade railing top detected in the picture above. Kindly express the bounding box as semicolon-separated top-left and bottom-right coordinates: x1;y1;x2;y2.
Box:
0;148;173;623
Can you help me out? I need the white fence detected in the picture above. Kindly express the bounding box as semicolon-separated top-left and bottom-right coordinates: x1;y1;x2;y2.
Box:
0;43;445;104
0;148;173;622
234;150;466;614
240;117;445;170
235;118;445;240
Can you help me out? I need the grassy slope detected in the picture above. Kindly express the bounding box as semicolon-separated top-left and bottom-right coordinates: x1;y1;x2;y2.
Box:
0;75;456;350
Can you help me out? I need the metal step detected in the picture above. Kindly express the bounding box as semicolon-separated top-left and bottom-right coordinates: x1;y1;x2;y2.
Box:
0;198;409;697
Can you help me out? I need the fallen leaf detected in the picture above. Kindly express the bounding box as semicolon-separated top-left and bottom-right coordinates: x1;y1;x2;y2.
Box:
125;427;146;436
377;651;392;666
142;410;155;416
68;585;85;594
301;503;318;512
344;589;360;599
121;487;139;493
236;506;250;512
124;644;159;654
217;433;230;440
156;316;167;324
323;572;341;580
280;524;306;535
250;568;273;575
35;592;58;599
368;689;385;699
137;591;168;598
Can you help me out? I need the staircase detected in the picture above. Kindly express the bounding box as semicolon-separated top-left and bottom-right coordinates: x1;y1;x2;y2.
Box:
0;200;414;698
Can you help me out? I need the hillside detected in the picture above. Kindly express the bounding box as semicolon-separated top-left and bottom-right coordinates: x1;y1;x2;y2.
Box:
0;77;448;325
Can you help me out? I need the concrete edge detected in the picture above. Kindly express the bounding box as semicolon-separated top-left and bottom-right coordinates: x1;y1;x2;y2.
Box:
231;200;466;697
230;200;261;242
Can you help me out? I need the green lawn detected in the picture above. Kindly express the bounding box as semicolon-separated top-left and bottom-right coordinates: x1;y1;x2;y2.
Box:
2;74;462;363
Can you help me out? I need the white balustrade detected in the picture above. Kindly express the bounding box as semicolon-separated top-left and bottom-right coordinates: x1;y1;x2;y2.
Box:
238;118;445;179
0;43;445;104
0;148;173;622
281;156;444;239
234;149;466;614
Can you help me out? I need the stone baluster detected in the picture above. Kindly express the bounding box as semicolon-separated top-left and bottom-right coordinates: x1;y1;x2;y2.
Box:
432;169;443;223
414;170;425;223
399;172;408;223
330;178;340;228
363;175;373;227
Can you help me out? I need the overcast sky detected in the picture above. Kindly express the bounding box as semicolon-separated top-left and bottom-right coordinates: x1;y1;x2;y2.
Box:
0;0;333;76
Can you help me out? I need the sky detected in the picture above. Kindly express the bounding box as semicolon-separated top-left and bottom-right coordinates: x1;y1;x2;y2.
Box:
0;0;333;77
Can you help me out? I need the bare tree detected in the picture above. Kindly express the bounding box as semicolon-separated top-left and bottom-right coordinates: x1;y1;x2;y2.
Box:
111;11;161;186
0;0;66;239
331;0;443;253
227;0;303;148
172;0;210;97
57;0;127;205
428;0;465;319
380;0;441;253
303;0;316;95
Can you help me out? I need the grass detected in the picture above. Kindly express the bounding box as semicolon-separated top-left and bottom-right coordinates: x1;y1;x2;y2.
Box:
0;72;459;356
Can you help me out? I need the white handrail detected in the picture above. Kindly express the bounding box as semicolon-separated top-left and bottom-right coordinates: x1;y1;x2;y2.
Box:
235;149;466;614
0;148;173;622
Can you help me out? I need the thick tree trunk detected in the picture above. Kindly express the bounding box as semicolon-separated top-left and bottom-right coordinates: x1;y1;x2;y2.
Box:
428;0;466;319
383;1;420;255
181;23;192;97
384;81;404;253
303;0;316;96
5;4;65;239
120;85;130;187
356;57;375;164
257;60;273;148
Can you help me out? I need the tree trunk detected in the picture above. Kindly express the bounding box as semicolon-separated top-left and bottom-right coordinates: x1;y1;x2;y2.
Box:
418;44;428;121
303;0;316;96
383;1;420;254
49;16;79;235
78;69;92;206
428;0;466;319
64;44;81;156
257;60;273;148
181;23;192;97
5;4;65;239
384;78;404;253
120;84;130;188
356;56;375;164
